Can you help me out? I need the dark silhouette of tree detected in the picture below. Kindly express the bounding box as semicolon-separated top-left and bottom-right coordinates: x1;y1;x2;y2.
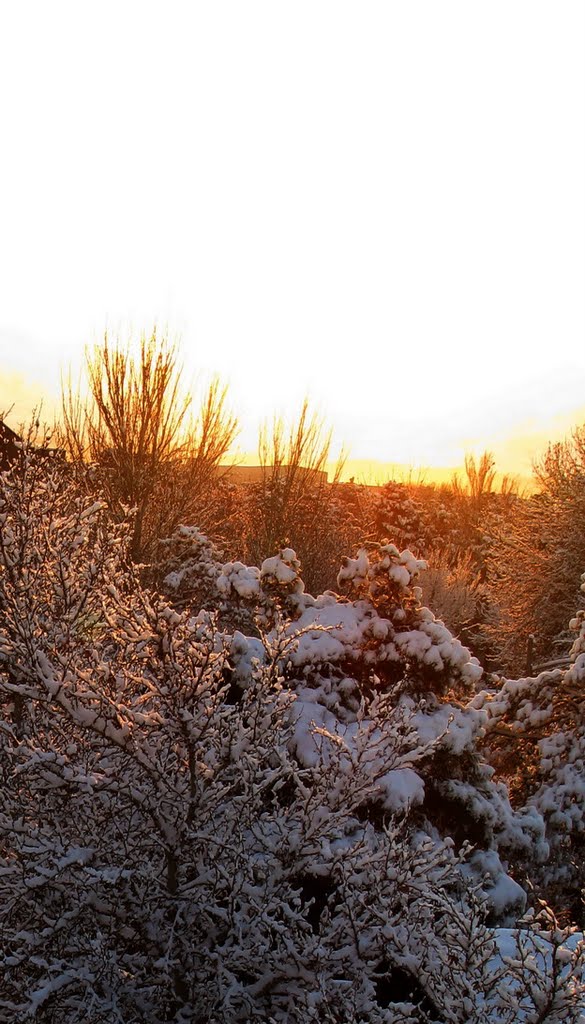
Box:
59;329;237;560
242;399;349;593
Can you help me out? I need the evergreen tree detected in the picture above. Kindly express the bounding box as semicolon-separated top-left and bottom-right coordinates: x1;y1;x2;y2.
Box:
0;448;583;1022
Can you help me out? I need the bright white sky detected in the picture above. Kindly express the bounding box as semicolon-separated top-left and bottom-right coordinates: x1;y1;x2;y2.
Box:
0;1;583;482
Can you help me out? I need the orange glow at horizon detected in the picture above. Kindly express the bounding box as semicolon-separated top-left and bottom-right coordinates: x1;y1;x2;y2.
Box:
224;403;585;492
2;368;584;495
0;3;582;500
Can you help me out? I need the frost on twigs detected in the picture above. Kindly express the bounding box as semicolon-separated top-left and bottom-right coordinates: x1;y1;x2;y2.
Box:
226;543;539;922
0;460;583;1022
478;570;585;919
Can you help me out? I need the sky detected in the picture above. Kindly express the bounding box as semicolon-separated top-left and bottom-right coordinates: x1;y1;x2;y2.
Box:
0;1;583;484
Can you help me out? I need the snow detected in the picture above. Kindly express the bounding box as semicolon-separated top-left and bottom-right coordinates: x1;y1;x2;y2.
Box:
217;561;262;600
377;766;425;814
3;465;584;1022
261;548;303;588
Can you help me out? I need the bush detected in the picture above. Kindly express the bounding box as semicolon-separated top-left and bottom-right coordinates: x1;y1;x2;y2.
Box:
59;330;237;561
0;449;583;1022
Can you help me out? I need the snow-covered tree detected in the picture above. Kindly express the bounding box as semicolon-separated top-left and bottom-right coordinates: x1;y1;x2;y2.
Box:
0;451;583;1022
478;571;585;925
229;543;549;909
373;481;430;555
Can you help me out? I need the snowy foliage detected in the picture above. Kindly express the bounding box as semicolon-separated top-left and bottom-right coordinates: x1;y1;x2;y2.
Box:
160;525;224;603
0;453;584;1021
478;573;585;922
224;543;548;917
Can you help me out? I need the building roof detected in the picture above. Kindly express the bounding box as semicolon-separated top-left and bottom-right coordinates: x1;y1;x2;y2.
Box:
0;420;21;470
221;464;329;485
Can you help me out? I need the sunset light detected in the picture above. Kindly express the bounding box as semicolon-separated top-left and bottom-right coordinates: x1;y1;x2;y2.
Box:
2;5;585;1014
0;1;583;485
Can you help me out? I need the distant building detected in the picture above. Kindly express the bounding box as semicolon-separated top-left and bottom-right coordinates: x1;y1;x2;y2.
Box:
0;420;20;471
0;421;64;470
220;465;329;486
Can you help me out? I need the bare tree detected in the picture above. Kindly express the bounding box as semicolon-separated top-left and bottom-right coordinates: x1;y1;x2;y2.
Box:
145;376;239;554
451;451;497;506
484;426;585;673
244;399;348;591
59;329;237;560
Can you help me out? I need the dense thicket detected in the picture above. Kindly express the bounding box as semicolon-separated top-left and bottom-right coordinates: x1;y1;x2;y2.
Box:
484;429;585;674
1;340;585;1020
0;439;584;1022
